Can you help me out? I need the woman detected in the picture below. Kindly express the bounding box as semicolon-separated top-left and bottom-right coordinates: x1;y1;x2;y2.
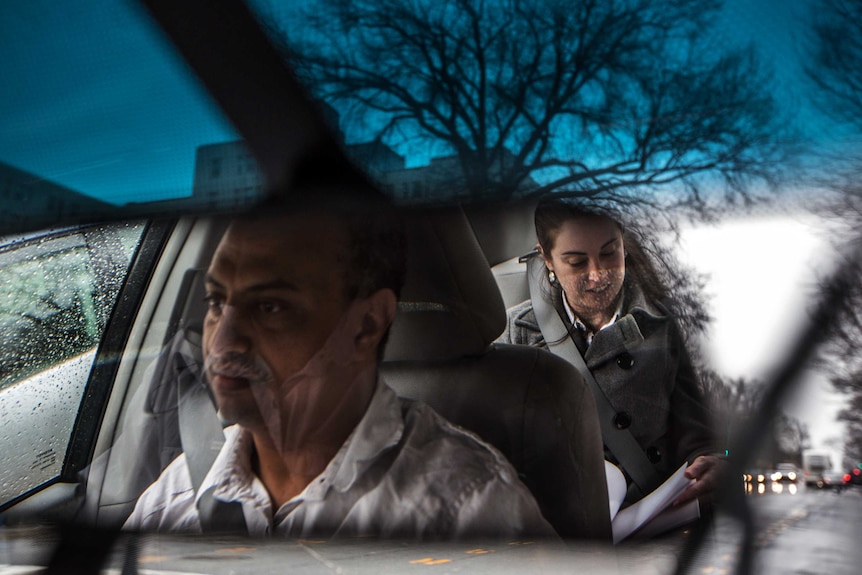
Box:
500;197;724;507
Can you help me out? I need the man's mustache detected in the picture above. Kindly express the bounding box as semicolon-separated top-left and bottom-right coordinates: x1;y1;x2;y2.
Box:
205;351;273;385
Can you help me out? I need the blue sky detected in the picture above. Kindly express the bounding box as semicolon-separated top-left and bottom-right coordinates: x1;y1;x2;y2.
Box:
0;0;836;206
0;0;237;205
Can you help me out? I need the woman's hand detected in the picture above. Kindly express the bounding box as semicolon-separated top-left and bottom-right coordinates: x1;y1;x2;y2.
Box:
673;454;727;506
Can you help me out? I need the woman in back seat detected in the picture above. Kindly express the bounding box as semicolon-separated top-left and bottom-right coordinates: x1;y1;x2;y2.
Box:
499;197;724;509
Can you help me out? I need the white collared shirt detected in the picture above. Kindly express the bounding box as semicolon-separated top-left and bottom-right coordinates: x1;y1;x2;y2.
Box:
123;379;555;540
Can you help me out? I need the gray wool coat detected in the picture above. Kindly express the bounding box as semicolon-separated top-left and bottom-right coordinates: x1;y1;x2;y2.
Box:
498;278;715;501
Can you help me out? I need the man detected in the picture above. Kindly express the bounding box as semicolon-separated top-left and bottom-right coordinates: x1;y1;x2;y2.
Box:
123;197;555;539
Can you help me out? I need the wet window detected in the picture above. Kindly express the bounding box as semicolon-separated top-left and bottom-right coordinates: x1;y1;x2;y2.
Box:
0;222;145;505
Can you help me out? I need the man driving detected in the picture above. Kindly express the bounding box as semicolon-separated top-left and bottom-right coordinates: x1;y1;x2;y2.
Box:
123;193;554;539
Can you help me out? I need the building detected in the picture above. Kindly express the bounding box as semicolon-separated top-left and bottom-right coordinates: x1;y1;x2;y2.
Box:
191;138;538;205
191;141;265;211
0;161;112;233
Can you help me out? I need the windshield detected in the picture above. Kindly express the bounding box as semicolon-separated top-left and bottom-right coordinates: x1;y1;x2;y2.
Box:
2;1;862;574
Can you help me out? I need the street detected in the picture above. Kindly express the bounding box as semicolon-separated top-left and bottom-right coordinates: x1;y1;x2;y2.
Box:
687;482;862;574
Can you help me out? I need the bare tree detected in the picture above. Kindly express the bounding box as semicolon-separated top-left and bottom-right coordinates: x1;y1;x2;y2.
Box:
805;0;862;471
696;367;811;465
279;0;787;206
699;370;764;451
837;393;862;469
770;412;811;465
806;0;862;128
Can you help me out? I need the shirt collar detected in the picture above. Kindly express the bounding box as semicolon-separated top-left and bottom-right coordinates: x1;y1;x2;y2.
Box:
560;290;623;346
327;376;404;492
198;424;259;507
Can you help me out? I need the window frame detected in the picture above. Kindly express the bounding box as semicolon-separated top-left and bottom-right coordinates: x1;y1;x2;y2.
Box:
61;219;174;483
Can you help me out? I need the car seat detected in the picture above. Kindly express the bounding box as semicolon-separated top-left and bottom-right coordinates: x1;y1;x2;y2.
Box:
382;206;611;540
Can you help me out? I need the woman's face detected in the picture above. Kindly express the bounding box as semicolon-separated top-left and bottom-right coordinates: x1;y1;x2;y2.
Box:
542;215;625;321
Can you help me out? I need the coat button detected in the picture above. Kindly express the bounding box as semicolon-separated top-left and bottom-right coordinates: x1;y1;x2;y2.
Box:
616;352;635;369
646;447;662;463
613;412;632;429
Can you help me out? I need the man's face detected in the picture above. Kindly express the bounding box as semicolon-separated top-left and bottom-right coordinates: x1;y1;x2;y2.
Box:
543;215;625;320
202;212;354;432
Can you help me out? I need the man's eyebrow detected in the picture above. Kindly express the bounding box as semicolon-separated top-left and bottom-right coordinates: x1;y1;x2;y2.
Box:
560;237;620;256
204;274;224;289
204;275;300;293
244;279;301;293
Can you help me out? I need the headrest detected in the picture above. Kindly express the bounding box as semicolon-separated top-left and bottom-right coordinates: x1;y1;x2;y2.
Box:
383;206;506;362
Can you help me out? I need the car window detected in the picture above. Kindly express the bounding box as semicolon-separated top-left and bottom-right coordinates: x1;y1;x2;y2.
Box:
0;222;146;507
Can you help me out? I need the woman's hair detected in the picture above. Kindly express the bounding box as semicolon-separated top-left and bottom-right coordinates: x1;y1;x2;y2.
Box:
533;196;669;306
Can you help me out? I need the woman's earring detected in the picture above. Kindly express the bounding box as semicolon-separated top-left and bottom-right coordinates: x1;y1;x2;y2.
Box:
548;270;559;287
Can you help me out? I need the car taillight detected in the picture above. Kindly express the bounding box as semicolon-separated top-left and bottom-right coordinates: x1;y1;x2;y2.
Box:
844;473;851;483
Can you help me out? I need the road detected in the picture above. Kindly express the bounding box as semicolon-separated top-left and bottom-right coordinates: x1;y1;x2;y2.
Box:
686;482;862;574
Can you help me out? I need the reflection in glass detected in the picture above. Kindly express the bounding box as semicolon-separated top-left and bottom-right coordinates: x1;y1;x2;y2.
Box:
263;0;788;208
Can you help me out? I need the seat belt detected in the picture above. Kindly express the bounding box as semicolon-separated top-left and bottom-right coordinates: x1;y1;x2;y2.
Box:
176;330;248;534
523;252;661;498
196;486;248;534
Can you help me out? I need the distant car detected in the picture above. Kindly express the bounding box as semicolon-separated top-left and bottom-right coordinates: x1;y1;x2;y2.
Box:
822;470;848;492
744;469;770;484
771;463;799;483
847;468;862;487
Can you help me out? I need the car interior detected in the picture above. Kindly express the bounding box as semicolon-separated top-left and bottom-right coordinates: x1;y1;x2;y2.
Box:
3;0;860;573
63;202;611;540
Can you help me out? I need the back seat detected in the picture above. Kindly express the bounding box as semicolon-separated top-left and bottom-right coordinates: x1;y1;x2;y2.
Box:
382;206;610;539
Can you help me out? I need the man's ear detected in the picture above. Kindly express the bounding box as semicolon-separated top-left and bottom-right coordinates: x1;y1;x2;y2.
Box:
353;288;397;358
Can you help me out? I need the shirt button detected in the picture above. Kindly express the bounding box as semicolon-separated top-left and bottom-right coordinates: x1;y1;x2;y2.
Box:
616;352;635;369
613;412;632;429
646;447;662;463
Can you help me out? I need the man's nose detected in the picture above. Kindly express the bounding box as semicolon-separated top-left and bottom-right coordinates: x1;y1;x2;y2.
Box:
209;305;251;353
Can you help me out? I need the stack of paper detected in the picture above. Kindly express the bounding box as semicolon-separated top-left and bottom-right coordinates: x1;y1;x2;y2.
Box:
606;461;700;544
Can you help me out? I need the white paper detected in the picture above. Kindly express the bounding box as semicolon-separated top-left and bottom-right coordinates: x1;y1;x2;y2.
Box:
605;460;627;519
630;497;700;541
609;462;699;544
